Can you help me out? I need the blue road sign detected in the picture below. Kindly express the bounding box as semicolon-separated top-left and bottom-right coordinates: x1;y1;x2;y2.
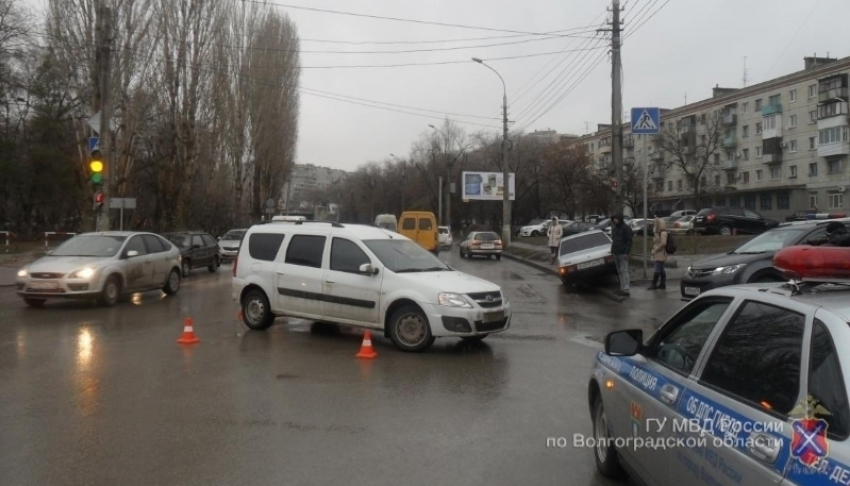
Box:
631;107;660;135
88;136;100;153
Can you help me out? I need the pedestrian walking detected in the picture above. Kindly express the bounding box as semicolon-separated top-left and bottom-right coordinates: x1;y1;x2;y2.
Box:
648;217;668;290
610;214;633;297
547;216;563;265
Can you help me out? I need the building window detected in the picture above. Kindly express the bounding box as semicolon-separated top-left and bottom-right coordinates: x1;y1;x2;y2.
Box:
810;193;819;210
809;136;817;150
829;194;844;209
828;159;843;174
809;162;818;177
713;153;720;165
677;180;682;191
755;99;763;111
761;194;773;210
819;127;849;145
810;110;817;124
700;114;706;125
764;115;776;130
744;195;756;209
742;148;750;160
667;181;673;192
756;122;763;134
789;89;797;102
727;172;735;185
770;167;781;180
809;84;817;98
790;139;797;153
742;125;749;137
756;146;763;158
755;169;763;181
789;114;797;128
742;102;749;114
742;171;750;183
700;175;707;187
790;165;798;178
730;196;740;207
778;192;790;210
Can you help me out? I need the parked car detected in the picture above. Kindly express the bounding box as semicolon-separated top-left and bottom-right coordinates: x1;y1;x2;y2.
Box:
459;231;503;260
232;221;511;352
15;232;182;307
163;231;221;276
592;216;631;236
557;230;616;285
437;226;453;249
679;218;849;299
560;221;592;237
517;219;569;237
668;209;697;218
374;214;398;232
693;207;779;235
399;211;439;254
628;218;655;236
583;214;606;223
667;215;695;235
218;229;247;261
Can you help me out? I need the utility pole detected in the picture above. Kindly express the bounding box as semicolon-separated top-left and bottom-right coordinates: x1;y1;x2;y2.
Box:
611;0;624;214
501;90;510;246
97;4;113;231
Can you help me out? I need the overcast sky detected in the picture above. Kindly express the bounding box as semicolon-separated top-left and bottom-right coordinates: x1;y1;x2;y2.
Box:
24;0;850;171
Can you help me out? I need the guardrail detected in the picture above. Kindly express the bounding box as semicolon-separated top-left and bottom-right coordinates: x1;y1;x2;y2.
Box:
0;231;15;253
44;232;77;250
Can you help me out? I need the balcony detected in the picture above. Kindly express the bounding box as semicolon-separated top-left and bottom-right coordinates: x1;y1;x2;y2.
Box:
651;151;664;161
722;114;738;126
817;101;849;121
722;160;737;171
722;136;737;148
762;102;783;116
762;152;783;165
818;141;850;158
819;87;849;103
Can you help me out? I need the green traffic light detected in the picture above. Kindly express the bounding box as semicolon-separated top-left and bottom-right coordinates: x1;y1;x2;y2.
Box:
91;173;102;184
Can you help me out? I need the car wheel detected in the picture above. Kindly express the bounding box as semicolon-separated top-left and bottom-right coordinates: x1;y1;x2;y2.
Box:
592;395;627;479
208;256;219;272
182;259;191;277
24;298;46;308
241;289;275;330
496;255;502;261
388;305;435;352
99;275;121;307
163;269;181;295
719;225;733;236
531;230;540;237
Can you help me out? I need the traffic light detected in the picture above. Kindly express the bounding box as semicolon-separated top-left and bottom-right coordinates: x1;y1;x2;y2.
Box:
90;150;103;184
94;192;104;209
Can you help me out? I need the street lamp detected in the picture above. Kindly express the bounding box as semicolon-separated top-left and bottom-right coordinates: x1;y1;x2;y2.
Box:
472;57;511;247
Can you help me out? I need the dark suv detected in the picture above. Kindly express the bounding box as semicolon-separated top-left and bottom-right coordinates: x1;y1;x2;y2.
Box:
163;232;221;276
693;207;779;235
680;219;849;299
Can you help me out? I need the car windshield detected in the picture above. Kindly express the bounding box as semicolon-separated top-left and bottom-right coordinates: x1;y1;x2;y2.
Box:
377;222;397;232
474;232;499;241
49;235;127;257
221;230;245;241
560;232;610;256
438;227;449;234
732;228;809;254
364;240;450;273
696;208;714;216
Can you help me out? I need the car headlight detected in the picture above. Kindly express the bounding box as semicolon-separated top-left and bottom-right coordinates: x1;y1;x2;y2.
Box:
69;267;96;279
17;268;28;278
713;264;746;275
438;292;472;308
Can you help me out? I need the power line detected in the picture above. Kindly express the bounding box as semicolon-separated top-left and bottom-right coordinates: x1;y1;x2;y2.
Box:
623;0;667;41
764;0;823;79
250;0;587;37
299;27;599;45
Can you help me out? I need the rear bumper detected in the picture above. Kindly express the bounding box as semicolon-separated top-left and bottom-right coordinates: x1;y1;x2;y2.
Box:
559;262;617;283
467;248;503;255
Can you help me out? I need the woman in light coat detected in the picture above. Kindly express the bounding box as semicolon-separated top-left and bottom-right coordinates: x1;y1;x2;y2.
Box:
649;217;668;290
547;217;563;264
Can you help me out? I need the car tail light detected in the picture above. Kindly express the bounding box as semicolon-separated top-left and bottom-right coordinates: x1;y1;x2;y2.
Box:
472;240;481;247
773;246;850;281
706;213;716;222
494;240;502;247
559;267;567;276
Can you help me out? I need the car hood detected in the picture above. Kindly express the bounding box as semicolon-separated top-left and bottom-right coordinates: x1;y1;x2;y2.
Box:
394;270;500;295
559;246;611;266
692;251;771;270
25;256;115;274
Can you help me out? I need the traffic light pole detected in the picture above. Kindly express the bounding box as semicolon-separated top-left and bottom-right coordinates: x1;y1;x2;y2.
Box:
97;5;113;231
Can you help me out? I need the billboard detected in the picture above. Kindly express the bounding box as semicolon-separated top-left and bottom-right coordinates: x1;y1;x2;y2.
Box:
461;171;515;201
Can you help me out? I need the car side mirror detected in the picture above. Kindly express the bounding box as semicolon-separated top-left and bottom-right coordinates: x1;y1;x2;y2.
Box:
605;330;643;356
125;250;140;258
359;263;379;275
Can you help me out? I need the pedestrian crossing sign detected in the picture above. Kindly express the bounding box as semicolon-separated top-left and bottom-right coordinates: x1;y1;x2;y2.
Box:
631;107;660;135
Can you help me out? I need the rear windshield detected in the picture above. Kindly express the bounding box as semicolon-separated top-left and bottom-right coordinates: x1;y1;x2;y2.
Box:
438;227;449;234
165;234;190;248
696;208;714;216
474;232;499;241
221;230;246;241
560;232;610;255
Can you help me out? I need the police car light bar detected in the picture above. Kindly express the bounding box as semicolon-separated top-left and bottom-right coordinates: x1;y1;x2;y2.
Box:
773;246;850;282
804;212;847;220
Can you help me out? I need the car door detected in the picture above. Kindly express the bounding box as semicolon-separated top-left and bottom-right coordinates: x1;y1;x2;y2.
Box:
322;236;382;326
743;210;766;234
400;215;417;242
606;297;735;486
723;208;746;233
188;235;205;267
121;235;153;290
418;216;435;250
673;299;806;486
141;234;169;286
275;234;328;318
201;234;218;263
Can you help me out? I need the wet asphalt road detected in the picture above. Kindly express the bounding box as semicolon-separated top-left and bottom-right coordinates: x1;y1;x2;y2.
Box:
0;252;685;486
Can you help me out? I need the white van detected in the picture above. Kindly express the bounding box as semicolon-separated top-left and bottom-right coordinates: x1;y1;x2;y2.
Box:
374;214;398;232
231;221;511;352
272;215;306;222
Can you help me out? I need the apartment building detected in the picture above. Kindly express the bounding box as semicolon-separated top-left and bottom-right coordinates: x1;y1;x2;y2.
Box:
579;56;849;221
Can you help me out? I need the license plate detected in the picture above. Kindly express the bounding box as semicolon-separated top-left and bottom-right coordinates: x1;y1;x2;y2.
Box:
684;287;701;296
29;281;58;290
481;244;494;249
483;311;504;323
577;259;605;270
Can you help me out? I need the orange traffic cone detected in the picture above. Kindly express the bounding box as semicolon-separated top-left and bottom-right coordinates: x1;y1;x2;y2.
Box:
355;330;377;359
177;317;200;344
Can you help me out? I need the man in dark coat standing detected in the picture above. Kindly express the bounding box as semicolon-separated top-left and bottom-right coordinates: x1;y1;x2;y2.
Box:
610;214;633;297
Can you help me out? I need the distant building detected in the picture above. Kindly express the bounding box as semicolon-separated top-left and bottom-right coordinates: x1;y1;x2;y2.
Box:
523;129;580;145
281;164;347;214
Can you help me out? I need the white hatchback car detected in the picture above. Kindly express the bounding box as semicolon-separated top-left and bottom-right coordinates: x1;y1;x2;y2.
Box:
232;221;511;352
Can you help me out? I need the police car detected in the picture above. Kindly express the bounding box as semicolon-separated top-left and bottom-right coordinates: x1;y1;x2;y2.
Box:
588;245;850;486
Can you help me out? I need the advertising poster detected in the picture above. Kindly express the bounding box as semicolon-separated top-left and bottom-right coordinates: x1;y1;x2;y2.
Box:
461;171;515;201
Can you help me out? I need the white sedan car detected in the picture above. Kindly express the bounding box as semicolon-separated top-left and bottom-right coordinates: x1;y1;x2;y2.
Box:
557;230;616;285
438;226;453;249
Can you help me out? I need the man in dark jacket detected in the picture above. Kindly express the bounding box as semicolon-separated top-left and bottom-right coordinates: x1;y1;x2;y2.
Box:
823;222;850;247
610;214;633;297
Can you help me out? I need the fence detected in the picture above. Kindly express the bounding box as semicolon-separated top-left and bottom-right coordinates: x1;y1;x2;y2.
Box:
0;231;15;253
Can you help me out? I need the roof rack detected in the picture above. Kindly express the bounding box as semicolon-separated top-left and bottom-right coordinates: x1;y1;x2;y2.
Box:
290;220;344;228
